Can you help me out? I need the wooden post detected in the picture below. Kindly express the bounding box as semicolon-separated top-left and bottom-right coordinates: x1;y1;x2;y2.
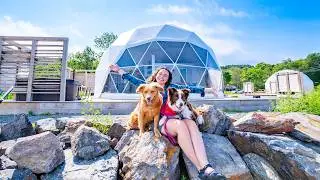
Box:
60;38;69;101
26;40;37;101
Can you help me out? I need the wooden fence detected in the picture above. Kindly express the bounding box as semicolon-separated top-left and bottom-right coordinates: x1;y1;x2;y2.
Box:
0;36;68;101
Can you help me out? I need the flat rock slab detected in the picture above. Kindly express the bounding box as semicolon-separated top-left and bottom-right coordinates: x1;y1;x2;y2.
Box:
41;149;118;180
0;168;37;180
243;153;282;180
183;133;253;180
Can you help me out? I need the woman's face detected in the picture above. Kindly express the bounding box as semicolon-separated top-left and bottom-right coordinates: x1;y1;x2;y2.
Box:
155;69;170;86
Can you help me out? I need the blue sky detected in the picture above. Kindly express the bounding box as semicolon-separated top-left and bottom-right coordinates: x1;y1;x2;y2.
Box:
1;0;320;65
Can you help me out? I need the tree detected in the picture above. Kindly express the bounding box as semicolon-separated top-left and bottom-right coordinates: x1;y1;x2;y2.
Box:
68;47;100;70
229;67;242;88
94;32;118;50
223;71;232;85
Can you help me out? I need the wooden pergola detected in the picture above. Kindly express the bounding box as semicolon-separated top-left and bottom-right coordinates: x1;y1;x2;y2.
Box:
0;36;69;101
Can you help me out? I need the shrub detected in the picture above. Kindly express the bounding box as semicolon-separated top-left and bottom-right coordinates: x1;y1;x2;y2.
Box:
274;85;320;115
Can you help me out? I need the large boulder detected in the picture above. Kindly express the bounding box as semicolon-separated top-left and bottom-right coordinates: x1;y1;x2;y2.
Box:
242;153;282;180
0;168;37;180
0;139;16;156
233;112;299;134
196;104;234;135
0;155;17;170
0;114;35;141
228;130;320;179
183;133;252;180
41;149;118;180
116;130;180;180
6;132;65;174
71;125;110;160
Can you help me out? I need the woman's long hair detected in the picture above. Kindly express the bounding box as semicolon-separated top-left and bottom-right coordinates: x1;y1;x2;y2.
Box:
147;67;172;87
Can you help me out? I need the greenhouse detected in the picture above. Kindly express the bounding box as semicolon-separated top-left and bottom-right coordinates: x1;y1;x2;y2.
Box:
94;24;223;98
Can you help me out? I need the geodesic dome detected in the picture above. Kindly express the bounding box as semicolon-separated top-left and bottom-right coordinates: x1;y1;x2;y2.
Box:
265;69;314;94
94;24;223;98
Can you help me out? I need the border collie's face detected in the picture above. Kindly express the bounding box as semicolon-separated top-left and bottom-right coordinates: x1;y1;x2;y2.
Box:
168;88;190;112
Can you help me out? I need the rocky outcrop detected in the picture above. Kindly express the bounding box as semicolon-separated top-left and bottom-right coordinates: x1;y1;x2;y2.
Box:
0;139;16;156
233;112;299;134
71;125;110;160
243;153;282;180
0;114;35;141
0;168;37;180
183;133;252;180
116;130;180;180
228;130;320;179
196;105;234;135
41;149;118;180
6;132;64;174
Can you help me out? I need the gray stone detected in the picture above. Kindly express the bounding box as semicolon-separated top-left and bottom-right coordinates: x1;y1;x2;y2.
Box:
196;104;234;135
118;130;180;180
233;112;298;134
107;122;126;140
114;130;136;152
279;112;320;142
0;168;37;180
0;155;17;170
228;130;320;180
41;149;118;180
0;139;16;156
0;114;35;141
243;153;282;180
71;125;110;160
35;118;60;135
183;133;252;180
6;132;65;174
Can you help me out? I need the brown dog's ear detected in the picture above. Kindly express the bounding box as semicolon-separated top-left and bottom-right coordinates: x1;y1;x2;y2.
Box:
136;84;146;93
182;89;191;98
153;83;164;92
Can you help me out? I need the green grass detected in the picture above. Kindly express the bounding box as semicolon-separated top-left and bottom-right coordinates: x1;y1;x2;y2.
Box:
0;92;14;100
274;85;320;115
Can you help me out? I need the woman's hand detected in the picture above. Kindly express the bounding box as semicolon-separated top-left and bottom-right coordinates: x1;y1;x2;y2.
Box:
109;64;126;75
109;64;120;73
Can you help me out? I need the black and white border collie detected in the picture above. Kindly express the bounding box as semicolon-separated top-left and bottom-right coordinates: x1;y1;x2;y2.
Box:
162;87;204;125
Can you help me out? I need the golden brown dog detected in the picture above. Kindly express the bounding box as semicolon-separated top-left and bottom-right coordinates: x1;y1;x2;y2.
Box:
128;82;164;139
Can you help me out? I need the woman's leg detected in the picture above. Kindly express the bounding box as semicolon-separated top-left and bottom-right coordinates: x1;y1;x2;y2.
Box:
160;119;202;170
183;119;209;168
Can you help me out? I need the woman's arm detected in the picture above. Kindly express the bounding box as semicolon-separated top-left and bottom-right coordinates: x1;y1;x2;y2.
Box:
169;83;205;97
121;72;145;86
109;64;145;86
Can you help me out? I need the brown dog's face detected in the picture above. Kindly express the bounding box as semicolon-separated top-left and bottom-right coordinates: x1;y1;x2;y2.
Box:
136;83;164;105
168;88;190;112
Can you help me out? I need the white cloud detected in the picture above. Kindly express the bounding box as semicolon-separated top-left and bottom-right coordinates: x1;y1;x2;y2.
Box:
194;0;249;18
217;7;249;18
0;16;49;36
148;4;193;15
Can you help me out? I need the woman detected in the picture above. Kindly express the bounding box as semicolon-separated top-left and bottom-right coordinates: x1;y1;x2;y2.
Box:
109;64;226;180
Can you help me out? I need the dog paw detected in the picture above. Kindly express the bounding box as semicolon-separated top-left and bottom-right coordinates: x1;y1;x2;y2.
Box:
154;129;162;138
197;116;204;125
